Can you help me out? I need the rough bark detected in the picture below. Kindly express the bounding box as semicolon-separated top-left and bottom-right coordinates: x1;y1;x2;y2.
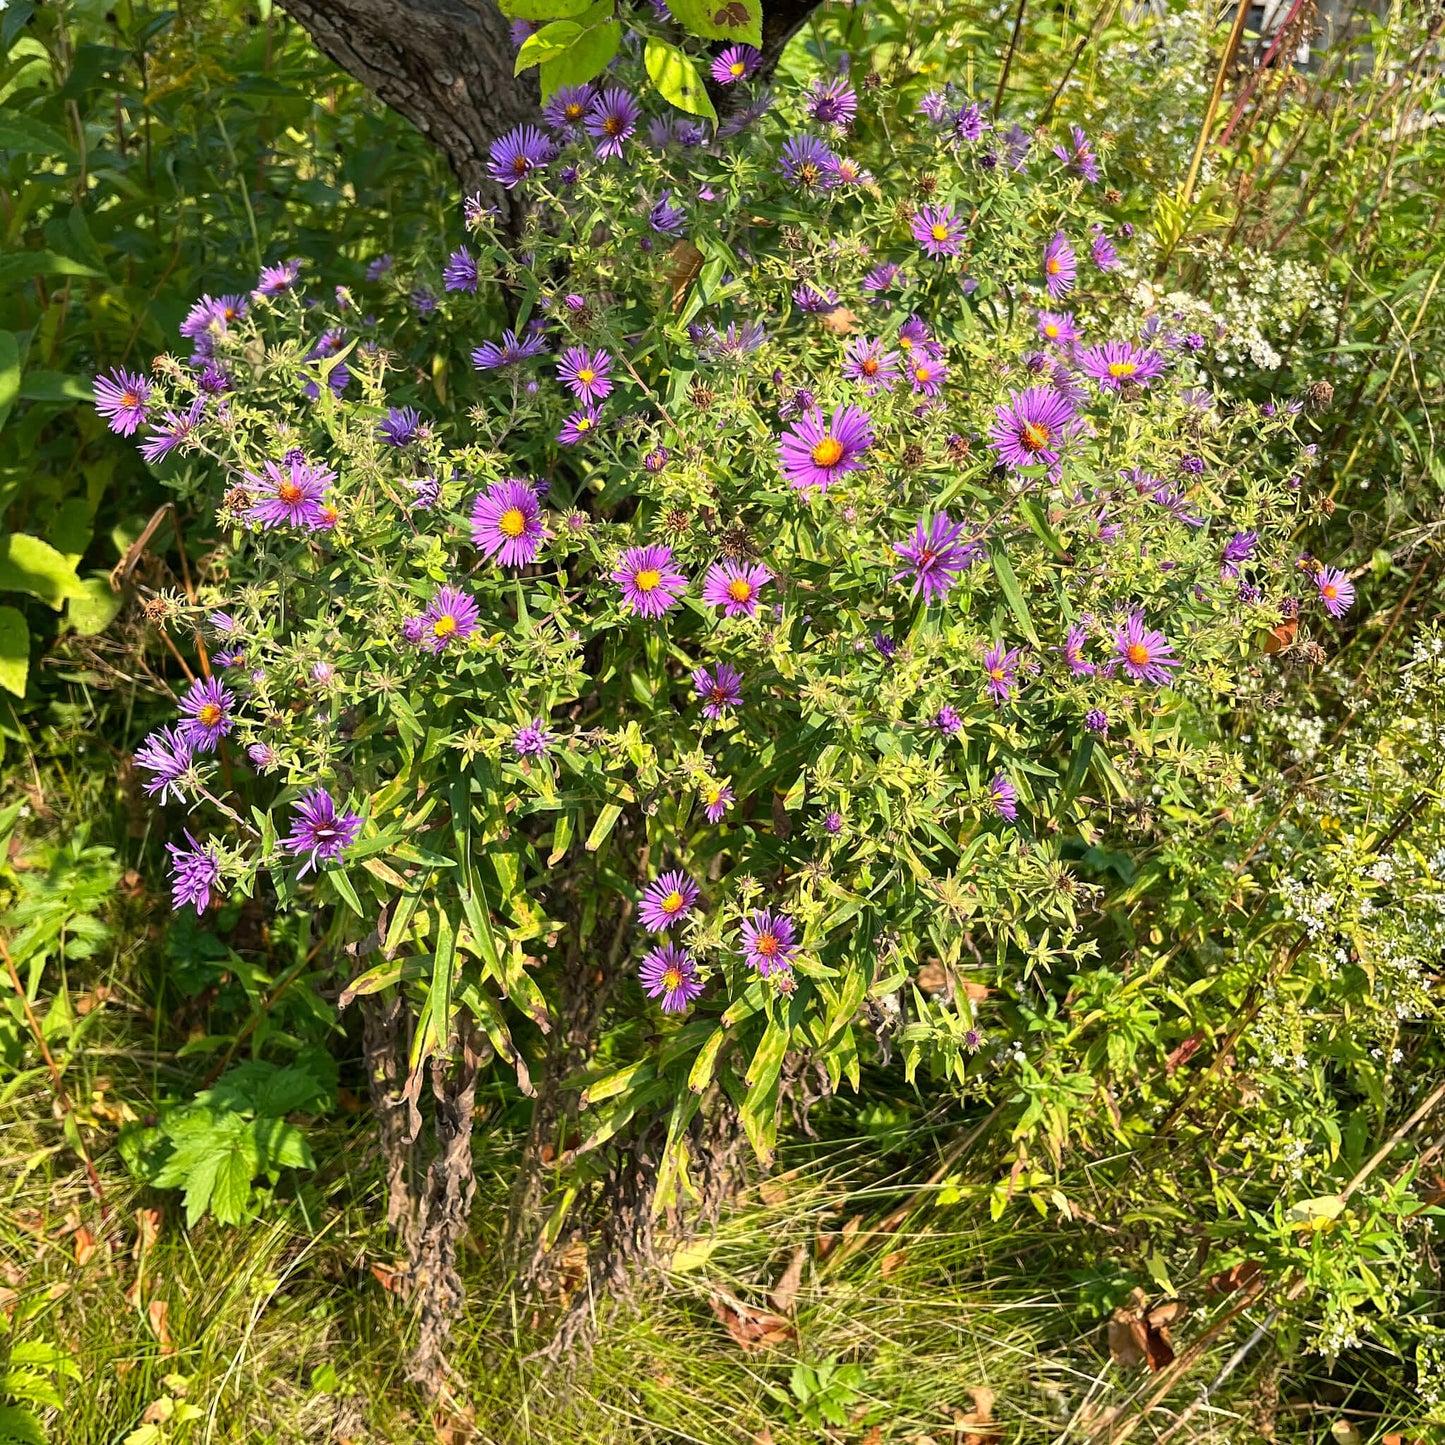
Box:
280;0;540;224
282;0;826;222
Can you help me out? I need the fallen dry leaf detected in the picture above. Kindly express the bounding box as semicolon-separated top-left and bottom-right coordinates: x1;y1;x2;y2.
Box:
1207;1259;1262;1296
1163;1032;1205;1075
1108;1288;1184;1372
135;1207;162;1252
74;1227;98;1266
860;1429;883;1445
915;961;949;994
665;239;704;312
148;1298;173;1352
758;1176;791;1207
370;1261;408;1293
710;1295;796;1352
953;1384;1001;1445
767;1245;808;1315
880;1250;908;1277
819;306;862;335
750;1430;775;1445
434;1401;477;1444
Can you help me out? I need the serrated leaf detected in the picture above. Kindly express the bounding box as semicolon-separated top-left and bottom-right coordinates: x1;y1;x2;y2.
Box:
665;0;762;45
644;38;717;121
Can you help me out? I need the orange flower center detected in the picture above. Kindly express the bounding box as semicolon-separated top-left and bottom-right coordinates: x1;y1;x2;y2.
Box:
662;966;685;991
121;390;139;408
278;482;304;504
512;155;530;175
726;578;753;603
1021;421;1050;451
1323;582;1338;599
634;568;661;592
861;358;879;376
811;437;844;467
1046;257;1061;275
1126;642;1150;666
565;103;584;120
499;507;527;538
755;932;778;957
603;116;623;136
198;703;223;727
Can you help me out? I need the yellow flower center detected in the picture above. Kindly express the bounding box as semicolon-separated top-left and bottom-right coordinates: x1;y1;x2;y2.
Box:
811;436;844;467
575;416;593;432
1107;361;1137;379
564;103;584;120
198;703;223;727
499;507;527;538
726;578;753;603
989;667;1005;681
1126;642;1150;666
930;223;950;242
1044;324;1059;338
634;568;661;592
1047;257;1061;275
914;365;931;383
729;61;745;76
1021;421;1050;451
433;614;458;639
799;163;819;185
577;367;595;384
898;335;914;352
706;788;722;806
603;116;623;137
662;966;685;991
662;890;684;914
278;481;304;504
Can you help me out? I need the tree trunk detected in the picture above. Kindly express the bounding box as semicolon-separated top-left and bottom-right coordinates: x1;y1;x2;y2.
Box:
281;0;826;223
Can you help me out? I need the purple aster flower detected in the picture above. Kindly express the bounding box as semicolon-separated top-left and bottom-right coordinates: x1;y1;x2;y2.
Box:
167;832;222;913
248;742;277;769
918;89;950;123
1183;332;1206;353
585;87;639;159
410;286;438;316
138;397;204;465
378;406;423;446
710;320;768;359
487;125;553;188
509;17;537;46
212;648;245;669
873;631;898;661
794;283;840;314
244;456;335;530
952;102;988;143
778;403;874;491
649;190;687;235
934;705;963;735
895;314;939;362
862;263;906;301
365;254;393;281
778;134;837;191
892;514;976;603
644;446;669;472
1111;613;1182;685
1084;708;1109;735
1053;124;1100;182
711;44;761;84
613;544;687;619
907;355;948;396
134;725;195;804
558;405;603;445
989;386;1077;471
827;155;873;185
702;561;771;618
1078;341;1167;391
989;774;1019;822
703;783;734;823
806;77;857;126
740;909;798;977
443;247;479;293
472;324;548;371
1004;122;1031;170
198;363;231;395
693;662;743;719
718;88;774;138
1043;232;1076;300
842;336;900;394
911;204;966;258
421;586;480;652
1090;231;1120;272
823;810;844;835
1038;310;1077;347
93;368;151;436
983;644;1020;702
178;676;236;753
639;870;700;932
1317;566;1355;617
557;346;614;403
513;719;553;756
639;943;703;1013
471;478;545;568
1060;623;1095;675
253;259;301;299
409;475;442;511
282;788;362;877
542;83;595;132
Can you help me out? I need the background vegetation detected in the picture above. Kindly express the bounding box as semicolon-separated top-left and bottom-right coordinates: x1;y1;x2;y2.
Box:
1;1;1442;1442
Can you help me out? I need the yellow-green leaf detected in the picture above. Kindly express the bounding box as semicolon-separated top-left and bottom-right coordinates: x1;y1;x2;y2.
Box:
644;38;717;122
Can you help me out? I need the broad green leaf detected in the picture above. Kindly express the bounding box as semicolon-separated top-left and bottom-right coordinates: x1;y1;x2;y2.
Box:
538;18;621;98
65;575;122;636
0;331;18;434
0;114;74;157
644;38;717;121
0;253;101;286
988;545;1040;646
18;371;95;403
0;533;84;610
515;19;583;73
0;606;27;698
0;1404;46;1445
665;0;762;45
496;0;594;18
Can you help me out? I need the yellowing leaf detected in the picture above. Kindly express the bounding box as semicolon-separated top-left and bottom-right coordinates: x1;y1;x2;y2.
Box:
644;38;716;122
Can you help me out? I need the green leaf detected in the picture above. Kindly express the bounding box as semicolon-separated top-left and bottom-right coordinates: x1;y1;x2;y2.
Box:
0;534;84;610
0;331;19;434
0;253;101;287
17;371;95;403
427;908;458;1065
0;606;28;698
496;0;594;17
0;1403;47;1445
538;18;621;98
584;801;624;851
644;38;717;121
664;0;762;45
0;114;74;157
515;19;583;73
209;1146;254;1225
988;545;1040;647
65;576;121;637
